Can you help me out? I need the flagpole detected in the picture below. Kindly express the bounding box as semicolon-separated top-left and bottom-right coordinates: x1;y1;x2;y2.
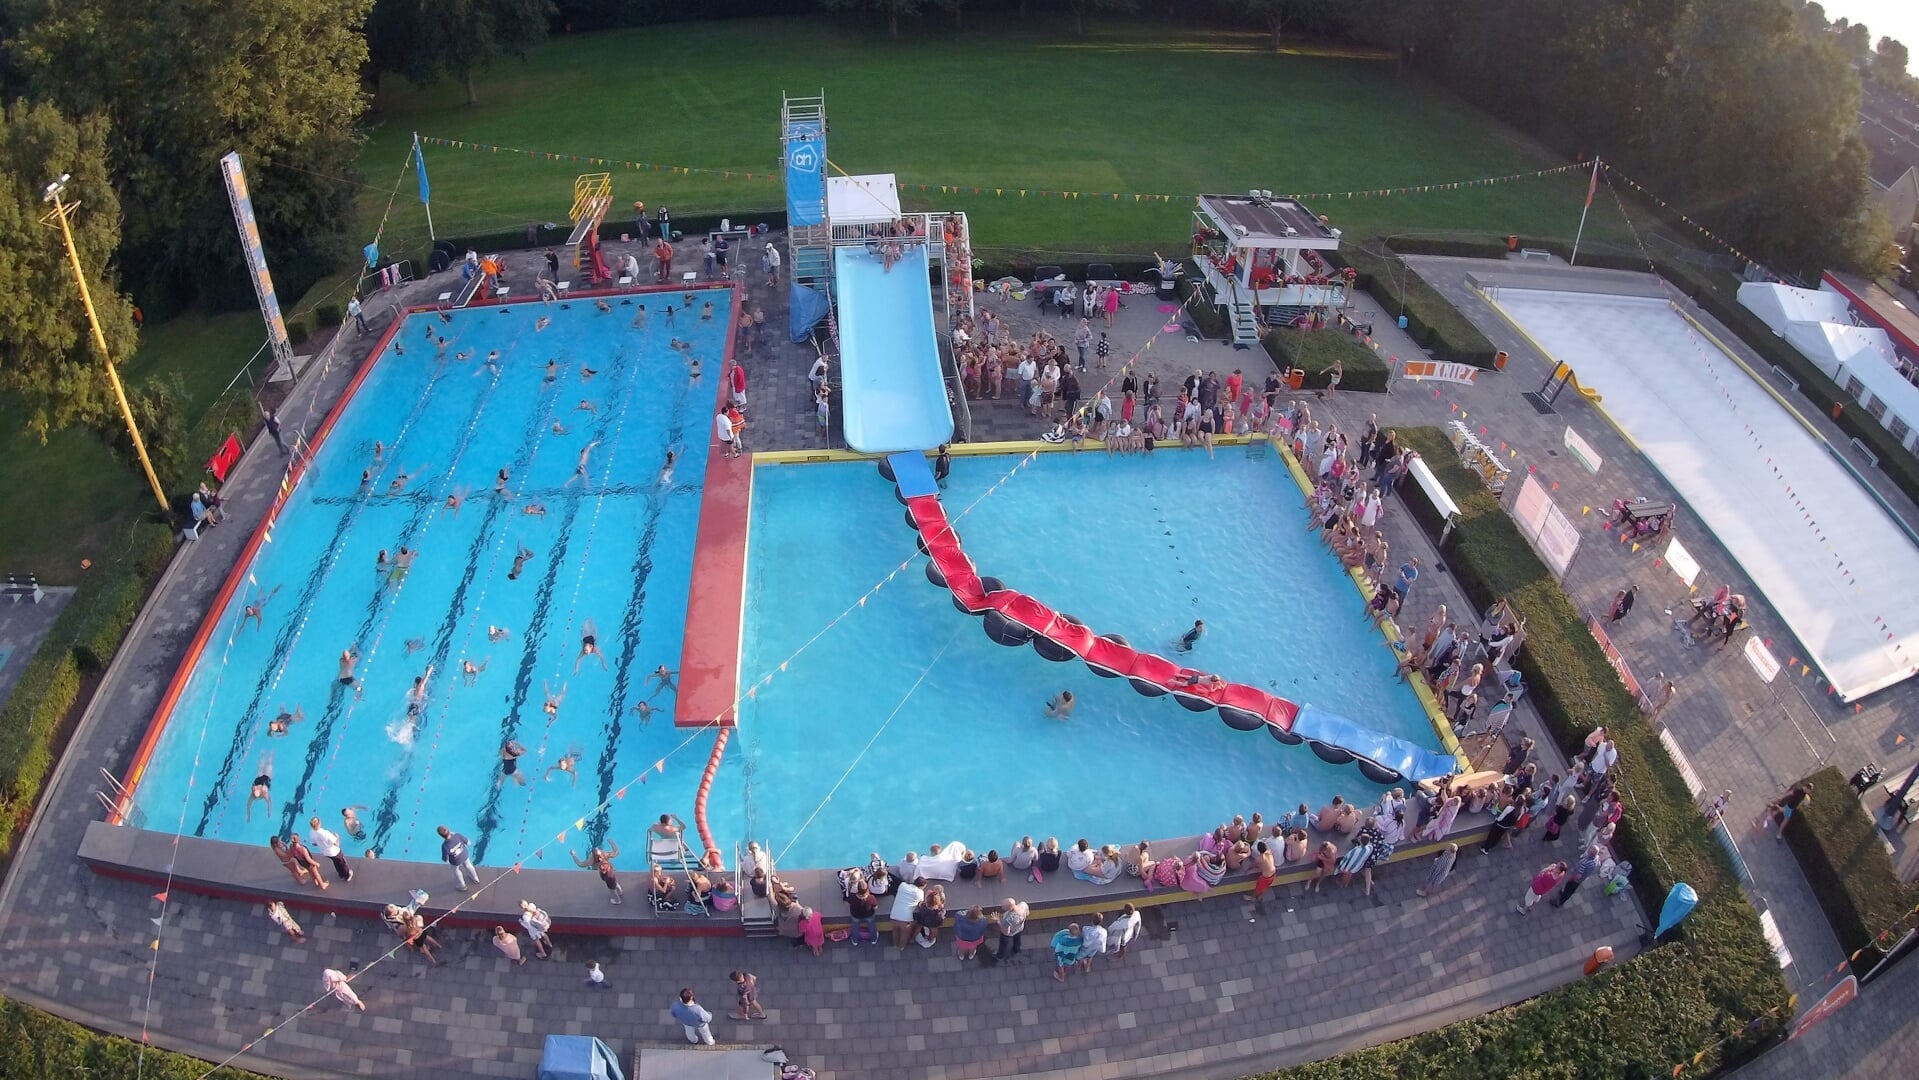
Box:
1570;158;1600;266
414;133;435;241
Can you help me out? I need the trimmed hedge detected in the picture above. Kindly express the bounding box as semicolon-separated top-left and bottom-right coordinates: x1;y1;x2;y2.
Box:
0;995;268;1078
1273;427;1791;1077
1783;766;1919;975
0;521;176;856
1262;327;1390;393
1339;245;1499;368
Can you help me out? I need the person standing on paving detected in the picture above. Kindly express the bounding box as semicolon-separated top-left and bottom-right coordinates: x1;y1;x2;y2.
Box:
1608;585;1638;623
307;816;351;883
672;988;715;1044
1551;846;1602;907
437;824;478;891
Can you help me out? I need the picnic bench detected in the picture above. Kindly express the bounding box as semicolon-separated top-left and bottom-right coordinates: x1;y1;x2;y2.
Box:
4;573;43;605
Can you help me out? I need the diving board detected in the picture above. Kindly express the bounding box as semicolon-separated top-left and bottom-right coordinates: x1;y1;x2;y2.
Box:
835;245;953;454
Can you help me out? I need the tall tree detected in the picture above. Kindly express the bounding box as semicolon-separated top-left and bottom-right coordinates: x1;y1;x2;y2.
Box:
1793;1;1827;38
1835;19;1872;64
1062;0;1136;37
368;0;554;106
0;100;139;442
11;0;372;312
1873;37;1911;85
819;0;924;39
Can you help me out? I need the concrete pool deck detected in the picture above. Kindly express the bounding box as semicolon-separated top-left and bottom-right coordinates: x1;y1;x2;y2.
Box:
0;242;1643;1080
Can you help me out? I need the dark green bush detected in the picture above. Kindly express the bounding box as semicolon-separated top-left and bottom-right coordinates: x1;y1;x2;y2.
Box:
1783;766;1919;975
0;995;268;1077
286;320;311;348
313;302;343;328
1283;427;1792;1078
1262;327;1389;393
1342;245;1499;367
1382;232;1515;260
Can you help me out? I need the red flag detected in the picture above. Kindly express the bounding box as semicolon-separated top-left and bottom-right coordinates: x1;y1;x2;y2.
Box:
1584;163;1599;208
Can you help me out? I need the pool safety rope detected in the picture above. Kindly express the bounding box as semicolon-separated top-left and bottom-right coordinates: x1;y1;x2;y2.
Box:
208;345;479;838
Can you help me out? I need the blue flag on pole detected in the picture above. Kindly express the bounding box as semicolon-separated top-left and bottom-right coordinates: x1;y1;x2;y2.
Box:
414;138;430;205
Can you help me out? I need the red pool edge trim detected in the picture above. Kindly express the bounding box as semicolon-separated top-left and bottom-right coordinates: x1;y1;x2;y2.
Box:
679;283;748;867
112;280;739;823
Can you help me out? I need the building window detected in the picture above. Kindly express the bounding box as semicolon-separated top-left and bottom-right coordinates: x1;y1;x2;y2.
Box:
1867;395;1887;420
1890;414;1910;443
1845;375;1865;399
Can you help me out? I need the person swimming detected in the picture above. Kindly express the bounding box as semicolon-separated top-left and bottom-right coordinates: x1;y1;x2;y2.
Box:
1174;619;1205;653
523;503;547;517
246;751;274;821
487;625;511;643
545;748;583;786
632;304;647;328
658;445;683;487
575;619;607;672
341;805;369;842
542;680;565;718
510;542;535;581
535;316;551;332
1045;690;1076;719
461;657;487;685
242;585;282;632
337;647;360;685
648;666;677;700
267;704;304;737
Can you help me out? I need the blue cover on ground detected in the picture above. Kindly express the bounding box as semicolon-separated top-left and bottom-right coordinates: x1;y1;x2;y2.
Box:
1291;705;1458;782
789;280;830;343
538;1035;625;1080
890;452;938;498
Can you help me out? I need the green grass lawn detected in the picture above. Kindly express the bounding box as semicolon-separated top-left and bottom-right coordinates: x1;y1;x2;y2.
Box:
360;15;1632;262
4;14;1641;580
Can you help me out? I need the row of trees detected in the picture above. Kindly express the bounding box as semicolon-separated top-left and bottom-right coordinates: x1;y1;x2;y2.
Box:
1791;2;1915;95
0;0;372;447
1339;0;1891;277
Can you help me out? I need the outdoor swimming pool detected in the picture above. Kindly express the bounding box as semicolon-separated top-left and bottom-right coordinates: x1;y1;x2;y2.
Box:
725;446;1440;869
127;293;733;865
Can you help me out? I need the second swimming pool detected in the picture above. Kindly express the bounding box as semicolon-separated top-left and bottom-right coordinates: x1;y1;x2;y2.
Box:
724;444;1440;868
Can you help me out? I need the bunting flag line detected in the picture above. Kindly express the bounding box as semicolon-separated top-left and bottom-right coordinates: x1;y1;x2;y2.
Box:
416;135;1586;206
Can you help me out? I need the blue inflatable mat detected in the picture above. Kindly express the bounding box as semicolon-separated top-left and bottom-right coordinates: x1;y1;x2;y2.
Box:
1291;705;1459;782
889;452;938;499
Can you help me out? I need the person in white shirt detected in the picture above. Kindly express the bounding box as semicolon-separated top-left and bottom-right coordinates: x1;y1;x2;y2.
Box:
714;408;739;458
995;898;1028;962
808;354;829;398
307;816;351;882
1017;357;1039;415
1076;913;1108;972
889;877;924;950
1065;839;1096;878
1106;902;1141;958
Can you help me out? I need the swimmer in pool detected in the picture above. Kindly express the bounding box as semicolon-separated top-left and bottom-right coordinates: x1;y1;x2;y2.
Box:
246;751;274;821
658;445;683;487
545;748;583;786
1045;690;1076;720
454;349;472;362
631;700;657;725
405;667;434;716
242;585;282;632
461;657;487;685
443;486;469;517
341;805;369;842
435;337;448;358
495;467;510;495
498;740;527;788
575;619;608;672
390;546;416;582
565;440;600;489
535;316;551;333
701;301;714;321
580;364;598;380
1174;619;1205;654
576;399;598;416
509;542;535;581
338;647;360;685
373;440;386;464
360;469;374;494
523;503;548;517
544;359;558;382
480;350;502;377
595;298;612;314
542;680;565;719
648;666;678;700
551;420;570;435
688;357;702;382
664;304;676;324
487;625;511;643
632;305;647;327
267;704;304;737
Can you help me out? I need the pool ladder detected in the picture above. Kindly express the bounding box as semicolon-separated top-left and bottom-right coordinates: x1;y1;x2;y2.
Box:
94;768;143;827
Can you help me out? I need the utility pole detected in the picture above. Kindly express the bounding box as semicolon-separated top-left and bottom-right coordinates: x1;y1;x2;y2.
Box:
43;174;170;515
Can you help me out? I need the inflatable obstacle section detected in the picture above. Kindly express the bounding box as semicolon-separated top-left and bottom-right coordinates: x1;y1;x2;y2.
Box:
882;453;1455;784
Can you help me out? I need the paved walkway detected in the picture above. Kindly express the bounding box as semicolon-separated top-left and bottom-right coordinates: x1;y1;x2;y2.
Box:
1316;255;1919;1005
0;585;73;709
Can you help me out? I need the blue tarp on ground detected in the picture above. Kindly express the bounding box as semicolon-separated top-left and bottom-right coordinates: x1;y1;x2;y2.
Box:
538;1035;624;1080
790;280;830;343
1291;704;1459;783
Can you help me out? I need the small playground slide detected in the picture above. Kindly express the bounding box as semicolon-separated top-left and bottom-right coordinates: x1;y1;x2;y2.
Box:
835;246;954;454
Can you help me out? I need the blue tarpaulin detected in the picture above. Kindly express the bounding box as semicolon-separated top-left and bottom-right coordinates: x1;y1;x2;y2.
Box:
790;280;831;343
538;1035;623;1080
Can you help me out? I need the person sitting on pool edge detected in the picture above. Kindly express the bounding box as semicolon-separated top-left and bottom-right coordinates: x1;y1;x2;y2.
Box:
1044;690;1075;719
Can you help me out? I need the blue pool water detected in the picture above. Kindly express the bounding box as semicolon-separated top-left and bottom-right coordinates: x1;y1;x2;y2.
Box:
130;295;733;864
724;447;1440;869
834;245;953;453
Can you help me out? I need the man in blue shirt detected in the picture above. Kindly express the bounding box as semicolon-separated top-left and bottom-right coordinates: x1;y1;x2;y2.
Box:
671;988;715;1044
1395;557;1421;597
437;825;477;891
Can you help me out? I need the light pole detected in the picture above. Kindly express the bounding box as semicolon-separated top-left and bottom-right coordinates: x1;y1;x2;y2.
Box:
42;174;169;515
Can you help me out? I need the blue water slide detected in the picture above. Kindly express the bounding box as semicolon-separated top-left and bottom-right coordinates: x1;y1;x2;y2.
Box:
1290;705;1460;783
835;245;954;454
